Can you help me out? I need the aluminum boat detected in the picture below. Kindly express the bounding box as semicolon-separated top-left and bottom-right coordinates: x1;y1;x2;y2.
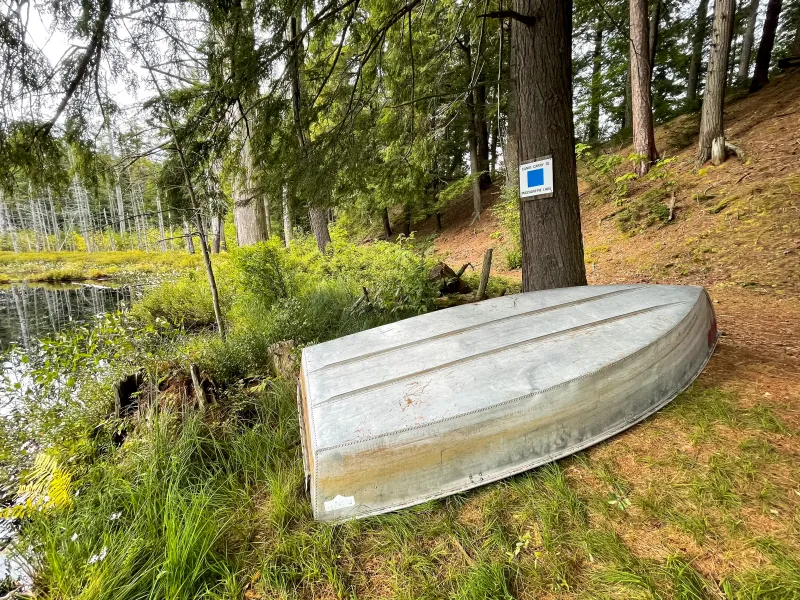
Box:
298;284;717;521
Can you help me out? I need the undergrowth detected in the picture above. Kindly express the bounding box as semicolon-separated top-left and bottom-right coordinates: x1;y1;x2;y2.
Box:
1;235;798;599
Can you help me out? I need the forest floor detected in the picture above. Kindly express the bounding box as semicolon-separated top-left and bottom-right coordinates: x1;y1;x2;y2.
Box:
402;71;800;592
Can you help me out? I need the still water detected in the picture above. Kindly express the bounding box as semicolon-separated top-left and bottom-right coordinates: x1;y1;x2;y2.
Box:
0;282;139;351
0;282;140;586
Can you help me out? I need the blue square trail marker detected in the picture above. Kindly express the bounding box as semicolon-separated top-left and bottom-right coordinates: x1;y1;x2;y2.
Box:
519;157;554;200
527;168;544;188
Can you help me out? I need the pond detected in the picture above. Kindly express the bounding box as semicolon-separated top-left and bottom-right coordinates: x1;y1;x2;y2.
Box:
0;281;141;588
0;282;140;351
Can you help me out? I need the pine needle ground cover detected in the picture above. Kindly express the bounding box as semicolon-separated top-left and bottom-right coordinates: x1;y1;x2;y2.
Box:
1;235;798;600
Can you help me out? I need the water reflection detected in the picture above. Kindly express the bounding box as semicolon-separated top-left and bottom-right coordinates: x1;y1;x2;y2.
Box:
0;283;138;351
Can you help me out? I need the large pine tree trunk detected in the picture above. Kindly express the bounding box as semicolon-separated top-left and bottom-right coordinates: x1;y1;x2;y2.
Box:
630;0;658;176
738;0;760;82
687;0;710;102
588;18;603;143
513;0;587;292
698;0;736;165
750;0;784;92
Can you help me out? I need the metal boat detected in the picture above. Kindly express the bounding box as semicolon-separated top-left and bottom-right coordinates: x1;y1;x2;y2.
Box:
298;284;717;522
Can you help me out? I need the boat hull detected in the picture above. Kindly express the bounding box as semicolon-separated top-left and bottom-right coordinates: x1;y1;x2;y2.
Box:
299;285;717;522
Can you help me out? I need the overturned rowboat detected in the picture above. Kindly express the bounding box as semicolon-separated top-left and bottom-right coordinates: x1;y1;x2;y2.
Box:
298;284;717;522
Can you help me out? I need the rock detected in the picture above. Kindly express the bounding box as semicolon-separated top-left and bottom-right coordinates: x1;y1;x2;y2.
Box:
268;340;297;379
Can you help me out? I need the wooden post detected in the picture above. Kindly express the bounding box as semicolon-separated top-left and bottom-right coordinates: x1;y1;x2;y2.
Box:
477;248;493;300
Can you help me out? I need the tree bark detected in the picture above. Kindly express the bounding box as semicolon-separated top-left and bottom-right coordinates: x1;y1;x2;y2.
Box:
475;74;492;190
588;18;603;143
211;215;222;253
630;0;658;175
513;0;587;292
791;6;800;55
232;104;268;246
282;183;292;248
698;0;736;165
738;0;759;82
461;30;484;217
309;206;332;250
183;218;195;254
290;14;330;251
649;0;662;74
687;0;710;102
155;192;167;252
505;19;518;186
623;63;633;130
381;207;392;238
750;0;784;92
263;197;271;238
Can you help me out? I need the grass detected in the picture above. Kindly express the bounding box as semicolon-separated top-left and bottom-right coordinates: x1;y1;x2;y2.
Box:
1;236;798;599
0;250;203;283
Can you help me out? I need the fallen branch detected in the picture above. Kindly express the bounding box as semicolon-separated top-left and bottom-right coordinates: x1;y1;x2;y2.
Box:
668;193;676;222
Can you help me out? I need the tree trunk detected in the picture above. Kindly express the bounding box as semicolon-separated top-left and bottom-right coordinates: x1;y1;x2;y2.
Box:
687;0;710;102
622;64;633;130
282;183;292;247
698;0;736;165
211;215;222;253
475;74;492;190
156;192;167;252
183;218;195;254
469;135;482;219
232;105;268;246
381;207;392;238
290;14;330;251
263;198;271;238
630;0;659;175
588;18;603;143
309;206;332;251
791;6;800;55
750;0;784;92
461;30;484;217
505;19;518;186
490;119;499;174
513;0;587;292
738;0;759;82
649;0;662;74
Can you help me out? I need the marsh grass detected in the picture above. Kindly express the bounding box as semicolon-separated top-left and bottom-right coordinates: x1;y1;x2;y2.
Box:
0;250;203;282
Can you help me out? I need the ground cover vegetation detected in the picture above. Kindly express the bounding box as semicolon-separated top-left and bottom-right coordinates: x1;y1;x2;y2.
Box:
1;234;798;599
1;0;800;597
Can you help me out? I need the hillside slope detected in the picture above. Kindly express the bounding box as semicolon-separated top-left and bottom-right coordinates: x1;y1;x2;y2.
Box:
413;72;800;584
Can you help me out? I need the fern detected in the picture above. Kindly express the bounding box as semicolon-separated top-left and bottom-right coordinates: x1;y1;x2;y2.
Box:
1;452;72;518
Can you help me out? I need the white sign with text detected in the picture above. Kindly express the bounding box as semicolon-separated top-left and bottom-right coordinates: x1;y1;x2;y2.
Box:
519;157;554;199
